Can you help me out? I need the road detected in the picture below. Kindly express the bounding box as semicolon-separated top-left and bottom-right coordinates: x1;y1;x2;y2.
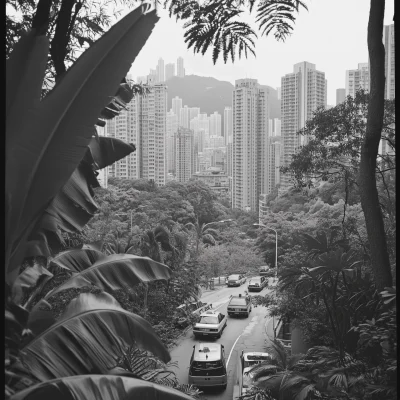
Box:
169;280;274;400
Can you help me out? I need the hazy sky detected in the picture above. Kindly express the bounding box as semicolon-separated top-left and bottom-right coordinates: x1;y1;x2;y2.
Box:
125;0;394;105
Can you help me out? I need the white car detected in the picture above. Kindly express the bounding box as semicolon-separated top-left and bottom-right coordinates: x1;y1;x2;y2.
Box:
193;310;227;339
241;352;276;396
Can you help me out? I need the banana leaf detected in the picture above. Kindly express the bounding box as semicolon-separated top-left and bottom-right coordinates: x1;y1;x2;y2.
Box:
49;248;106;273
29;254;171;324
22;292;171;381
44;254;171;299
10;374;194;400
6;3;159;284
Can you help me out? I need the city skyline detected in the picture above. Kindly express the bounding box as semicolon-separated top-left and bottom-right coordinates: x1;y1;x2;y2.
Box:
122;1;394;106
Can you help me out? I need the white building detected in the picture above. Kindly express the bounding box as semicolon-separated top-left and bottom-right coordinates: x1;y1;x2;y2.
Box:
175;127;194;182
209;135;225;149
166;111;178;173
383;24;395;100
106;83;167;186
177;57;185;78
171;96;183;126
280;62;327;191
165;63;175;81
336;88;346;105
190;114;210;152
209;111;222;136
180;105;190;129
345;63;369;98
156;58;165;83
232;78;270;212
268;118;281;137
224;106;233;146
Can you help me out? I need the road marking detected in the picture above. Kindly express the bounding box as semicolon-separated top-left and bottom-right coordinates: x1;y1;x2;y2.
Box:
227;334;242;366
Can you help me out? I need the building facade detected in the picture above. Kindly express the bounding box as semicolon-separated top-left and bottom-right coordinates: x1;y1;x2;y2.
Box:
336;88;346;105
156;58;165;83
209;111;222;136
231;78;270;212
383;24;395;100
280;62;327;191
177;57;185;78
106;83;167;186
345;63;369;98
165;63;175;81
224;106;233;145
175;127;194;182
166;111;178;173
171;96;183;126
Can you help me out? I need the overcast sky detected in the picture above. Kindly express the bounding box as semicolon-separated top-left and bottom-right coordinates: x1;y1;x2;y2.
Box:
126;0;394;105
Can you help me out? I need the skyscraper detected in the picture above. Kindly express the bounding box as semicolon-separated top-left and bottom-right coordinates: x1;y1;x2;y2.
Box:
383;24;395;100
177;57;185;78
209;111;222;136
156;58;165;83
190;114;210;152
280;62;327;191
345;63;369;98
106;82;167;186
224;107;233;146
180;105;190;129
232;79;270;212
165;63;175;81
166;111;178;173
336;88;346;105
175;127;194;182
171;96;183;125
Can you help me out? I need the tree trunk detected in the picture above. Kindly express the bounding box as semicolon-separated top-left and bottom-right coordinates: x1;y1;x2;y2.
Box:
359;0;392;290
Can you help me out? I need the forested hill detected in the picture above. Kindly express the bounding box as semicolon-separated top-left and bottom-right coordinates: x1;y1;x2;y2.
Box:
165;75;281;127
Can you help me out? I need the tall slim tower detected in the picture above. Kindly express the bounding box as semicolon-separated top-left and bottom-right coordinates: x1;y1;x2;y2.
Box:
383;24;395;100
165;63;175;81
180;105;190;128
280;62;327;191
224;107;233;146
175;127;194;182
345;63;369;98
171;96;183;126
209;111;222;136
177;57;185;78
232;79;269;212
156;58;165;83
166;111;178;173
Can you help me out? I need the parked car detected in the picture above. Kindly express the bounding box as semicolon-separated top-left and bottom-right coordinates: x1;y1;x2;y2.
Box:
188;343;227;389
193;310;227;339
173;300;212;328
259;267;275;278
240;351;276;396
227;274;246;287
227;294;252;317
247;276;267;292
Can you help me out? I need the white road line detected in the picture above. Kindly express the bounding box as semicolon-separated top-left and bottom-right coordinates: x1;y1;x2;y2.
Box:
227;334;242;366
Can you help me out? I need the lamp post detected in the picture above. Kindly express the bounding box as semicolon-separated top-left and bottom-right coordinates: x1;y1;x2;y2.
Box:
253;223;278;280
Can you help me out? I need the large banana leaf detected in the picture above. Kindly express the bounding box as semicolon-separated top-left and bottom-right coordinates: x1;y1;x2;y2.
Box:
6;3;159;284
10;375;194;400
22;292;171;381
49;248;106;273
29;253;171;322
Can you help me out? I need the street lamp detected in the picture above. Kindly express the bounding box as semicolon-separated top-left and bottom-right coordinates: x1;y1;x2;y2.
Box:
202;218;233;230
253;223;278;279
115;205;147;234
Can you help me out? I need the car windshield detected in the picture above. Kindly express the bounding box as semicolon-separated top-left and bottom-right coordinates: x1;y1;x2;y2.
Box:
199;316;219;324
229;275;240;280
229;298;246;306
249;278;261;284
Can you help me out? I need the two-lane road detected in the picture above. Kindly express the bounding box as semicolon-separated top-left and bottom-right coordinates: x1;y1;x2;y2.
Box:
170;280;272;399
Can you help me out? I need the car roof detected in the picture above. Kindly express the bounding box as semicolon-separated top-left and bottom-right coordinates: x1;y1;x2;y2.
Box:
249;276;262;280
229;274;240;277
199;310;219;317
243;352;273;361
193;343;222;362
